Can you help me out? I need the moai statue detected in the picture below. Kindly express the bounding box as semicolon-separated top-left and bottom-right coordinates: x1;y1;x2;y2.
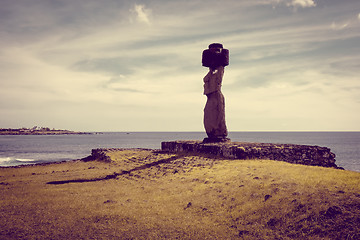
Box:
202;43;230;143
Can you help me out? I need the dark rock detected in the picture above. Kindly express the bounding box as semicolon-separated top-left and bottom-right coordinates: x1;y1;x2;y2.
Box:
238;230;250;237
267;218;278;227
323;206;342;218
264;195;272;201
184;202;192;209
294;204;306;213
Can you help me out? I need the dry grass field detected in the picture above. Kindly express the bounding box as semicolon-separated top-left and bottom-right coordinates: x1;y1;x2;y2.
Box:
1;149;359;239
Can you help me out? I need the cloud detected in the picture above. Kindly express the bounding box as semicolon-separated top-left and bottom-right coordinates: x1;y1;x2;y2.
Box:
331;21;349;30
287;0;316;8
131;4;152;25
330;12;360;31
262;0;316;9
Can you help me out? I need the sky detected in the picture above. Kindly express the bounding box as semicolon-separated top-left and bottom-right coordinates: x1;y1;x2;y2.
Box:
0;0;359;132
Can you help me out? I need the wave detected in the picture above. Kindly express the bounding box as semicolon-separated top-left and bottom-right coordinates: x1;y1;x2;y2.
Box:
0;157;13;164
0;157;39;167
16;158;37;162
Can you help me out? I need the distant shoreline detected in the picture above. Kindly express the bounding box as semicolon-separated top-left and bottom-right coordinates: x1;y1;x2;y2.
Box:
0;128;92;135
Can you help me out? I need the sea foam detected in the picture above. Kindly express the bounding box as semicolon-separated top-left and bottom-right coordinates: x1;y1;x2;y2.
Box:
0;157;37;166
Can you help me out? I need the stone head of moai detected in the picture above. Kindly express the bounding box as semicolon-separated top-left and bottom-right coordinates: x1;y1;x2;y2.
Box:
202;43;229;70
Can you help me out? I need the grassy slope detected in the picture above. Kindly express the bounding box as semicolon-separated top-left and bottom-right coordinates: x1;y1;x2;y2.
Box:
0;149;359;239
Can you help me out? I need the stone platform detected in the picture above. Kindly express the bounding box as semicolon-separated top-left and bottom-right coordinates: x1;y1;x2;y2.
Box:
161;140;338;168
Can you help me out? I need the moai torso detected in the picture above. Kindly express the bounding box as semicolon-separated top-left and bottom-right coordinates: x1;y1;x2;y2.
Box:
203;66;224;95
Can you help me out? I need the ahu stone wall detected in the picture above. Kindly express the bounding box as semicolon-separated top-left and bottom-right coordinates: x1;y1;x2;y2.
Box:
161;141;338;168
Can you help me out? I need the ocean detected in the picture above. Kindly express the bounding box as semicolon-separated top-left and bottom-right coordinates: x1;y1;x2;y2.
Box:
0;132;359;172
